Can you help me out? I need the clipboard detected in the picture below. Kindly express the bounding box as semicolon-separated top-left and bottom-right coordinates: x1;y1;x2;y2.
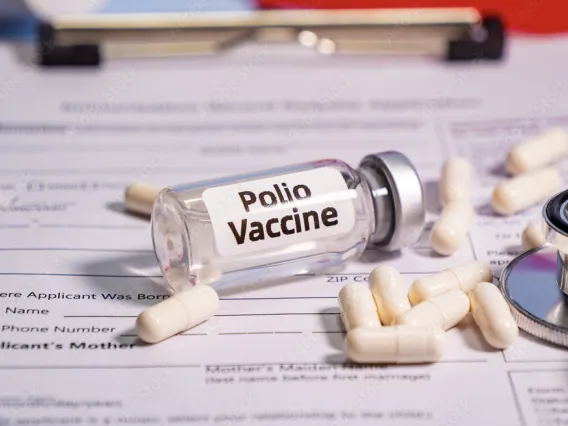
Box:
37;7;504;66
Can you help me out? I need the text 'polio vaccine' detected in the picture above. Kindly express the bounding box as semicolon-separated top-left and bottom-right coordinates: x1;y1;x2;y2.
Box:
151;151;425;292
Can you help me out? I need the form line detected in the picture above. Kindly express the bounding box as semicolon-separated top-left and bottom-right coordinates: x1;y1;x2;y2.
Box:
65;315;137;318
467;233;478;261
0;272;161;278
203;359;487;367
507;371;527;426
0;365;201;370
503;359;568;364
39;224;146;230
215;313;340;317
324;272;439;276
124;332;340;337
65;313;340;318
220;296;335;300
0;248;152;253
218;332;303;335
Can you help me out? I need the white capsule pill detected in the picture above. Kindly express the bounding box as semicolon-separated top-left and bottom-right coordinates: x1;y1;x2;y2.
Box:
468;282;518;349
521;221;547;251
124;182;161;216
506;128;568;175
491;167;562;216
136;285;219;343
345;326;444;364
430;201;474;256
369;266;410;325
338;283;381;330
408;260;492;305
439;157;472;206
395;289;470;330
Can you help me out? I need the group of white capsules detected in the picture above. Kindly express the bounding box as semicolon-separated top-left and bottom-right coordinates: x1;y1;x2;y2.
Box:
506;128;568;251
494;128;566;217
431;127;567;257
339;128;567;363
339;261;519;364
122;127;567;348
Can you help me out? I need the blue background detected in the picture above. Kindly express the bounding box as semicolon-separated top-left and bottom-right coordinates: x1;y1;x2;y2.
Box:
0;0;254;40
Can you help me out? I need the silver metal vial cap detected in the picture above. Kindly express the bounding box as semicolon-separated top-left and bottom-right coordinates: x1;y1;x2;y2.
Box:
359;151;425;251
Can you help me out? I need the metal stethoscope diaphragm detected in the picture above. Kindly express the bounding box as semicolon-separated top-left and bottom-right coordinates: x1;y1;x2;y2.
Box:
501;189;568;347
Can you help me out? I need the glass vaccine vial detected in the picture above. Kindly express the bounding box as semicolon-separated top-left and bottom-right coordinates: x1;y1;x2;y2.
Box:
152;151;425;292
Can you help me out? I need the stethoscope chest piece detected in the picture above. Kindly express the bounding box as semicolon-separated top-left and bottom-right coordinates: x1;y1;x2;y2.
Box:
502;246;568;347
501;189;568;347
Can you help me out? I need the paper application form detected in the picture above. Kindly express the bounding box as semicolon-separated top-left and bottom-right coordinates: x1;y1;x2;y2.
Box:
1;36;568;426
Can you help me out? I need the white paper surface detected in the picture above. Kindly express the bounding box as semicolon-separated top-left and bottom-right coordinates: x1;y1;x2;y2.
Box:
1;36;568;426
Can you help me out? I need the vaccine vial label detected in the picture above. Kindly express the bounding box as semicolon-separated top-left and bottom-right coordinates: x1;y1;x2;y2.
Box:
202;167;356;257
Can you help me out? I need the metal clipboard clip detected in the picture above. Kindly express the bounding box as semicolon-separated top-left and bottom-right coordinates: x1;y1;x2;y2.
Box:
37;8;504;67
